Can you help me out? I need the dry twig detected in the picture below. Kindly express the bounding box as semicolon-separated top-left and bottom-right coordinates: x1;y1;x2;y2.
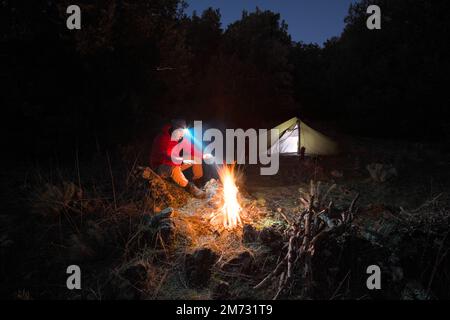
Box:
254;181;359;299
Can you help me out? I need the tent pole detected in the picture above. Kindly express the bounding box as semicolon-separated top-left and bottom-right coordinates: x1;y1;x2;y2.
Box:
297;118;301;155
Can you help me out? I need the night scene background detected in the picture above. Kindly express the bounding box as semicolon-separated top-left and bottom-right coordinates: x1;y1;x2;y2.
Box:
1;0;450;301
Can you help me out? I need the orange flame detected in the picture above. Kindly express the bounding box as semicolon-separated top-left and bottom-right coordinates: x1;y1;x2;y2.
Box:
218;165;242;229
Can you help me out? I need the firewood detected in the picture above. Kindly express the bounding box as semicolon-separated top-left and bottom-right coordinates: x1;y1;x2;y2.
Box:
254;180;359;299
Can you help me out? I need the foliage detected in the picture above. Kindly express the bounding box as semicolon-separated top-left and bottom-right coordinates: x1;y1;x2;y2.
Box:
3;0;450;159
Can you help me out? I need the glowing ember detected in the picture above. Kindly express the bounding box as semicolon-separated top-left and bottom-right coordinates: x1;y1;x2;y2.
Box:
217;165;242;229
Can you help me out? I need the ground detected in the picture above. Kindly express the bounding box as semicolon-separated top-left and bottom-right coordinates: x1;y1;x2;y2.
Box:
1;137;450;300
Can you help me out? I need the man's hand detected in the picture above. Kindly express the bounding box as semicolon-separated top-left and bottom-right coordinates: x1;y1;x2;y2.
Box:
182;159;194;165
172;156;184;165
203;153;214;161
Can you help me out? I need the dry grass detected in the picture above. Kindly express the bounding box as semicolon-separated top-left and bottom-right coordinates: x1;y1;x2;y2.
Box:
17;150;450;300
23;156;276;299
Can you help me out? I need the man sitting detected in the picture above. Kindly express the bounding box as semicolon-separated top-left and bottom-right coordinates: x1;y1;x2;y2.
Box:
150;119;206;199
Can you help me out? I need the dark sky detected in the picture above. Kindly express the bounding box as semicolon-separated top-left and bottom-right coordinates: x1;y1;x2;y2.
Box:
186;0;357;44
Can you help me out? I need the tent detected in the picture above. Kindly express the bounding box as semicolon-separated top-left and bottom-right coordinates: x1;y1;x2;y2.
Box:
266;117;339;156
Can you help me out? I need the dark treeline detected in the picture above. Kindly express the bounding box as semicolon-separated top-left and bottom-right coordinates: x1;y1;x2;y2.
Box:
2;0;450;162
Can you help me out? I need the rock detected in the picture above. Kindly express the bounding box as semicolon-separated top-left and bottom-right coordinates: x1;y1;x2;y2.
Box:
108;276;142;300
222;251;255;275
121;263;147;285
259;226;284;250
212;280;230;300
149;207;173;227
354;205;399;244
67;234;95;261
391;266;404;282
105;266;145;300
366;163;398;182
331;170;344;178
0;233;13;250
158;220;174;244
243;224;258;243
353;157;361;170
185;248;218;288
144;207;175;245
204;179;220;198
401;281;431;300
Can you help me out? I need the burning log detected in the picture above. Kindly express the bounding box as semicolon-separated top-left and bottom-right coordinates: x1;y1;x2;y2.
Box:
254;181;359;300
209;165;244;231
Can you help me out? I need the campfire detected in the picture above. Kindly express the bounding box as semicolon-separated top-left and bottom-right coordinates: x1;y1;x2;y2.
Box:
209;165;243;230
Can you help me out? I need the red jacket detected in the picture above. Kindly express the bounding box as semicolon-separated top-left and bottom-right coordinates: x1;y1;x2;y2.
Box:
150;124;200;168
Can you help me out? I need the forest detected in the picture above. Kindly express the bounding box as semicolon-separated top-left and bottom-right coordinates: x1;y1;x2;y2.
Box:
1;0;450;301
3;0;449;160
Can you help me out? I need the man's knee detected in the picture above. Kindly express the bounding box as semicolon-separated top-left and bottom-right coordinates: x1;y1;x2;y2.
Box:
192;164;203;180
171;166;189;187
156;165;172;179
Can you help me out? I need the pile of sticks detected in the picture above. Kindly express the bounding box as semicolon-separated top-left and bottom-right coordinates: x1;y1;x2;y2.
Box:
254;181;359;300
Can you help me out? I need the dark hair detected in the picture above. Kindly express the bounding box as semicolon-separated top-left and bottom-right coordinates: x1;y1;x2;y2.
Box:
168;126;184;142
170;119;187;130
168;126;175;136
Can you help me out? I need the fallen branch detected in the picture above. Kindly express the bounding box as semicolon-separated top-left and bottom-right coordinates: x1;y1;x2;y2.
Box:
254;181;358;299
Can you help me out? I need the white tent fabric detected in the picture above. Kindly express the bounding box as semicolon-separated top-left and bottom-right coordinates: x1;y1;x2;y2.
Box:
270;125;299;154
267;117;339;156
